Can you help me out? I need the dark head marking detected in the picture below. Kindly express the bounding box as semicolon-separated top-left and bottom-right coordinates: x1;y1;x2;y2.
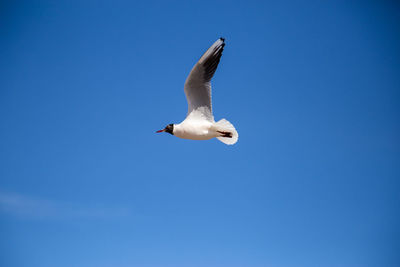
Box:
165;124;174;135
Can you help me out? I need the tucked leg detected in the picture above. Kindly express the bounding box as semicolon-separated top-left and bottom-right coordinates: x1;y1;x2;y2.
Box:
217;131;233;138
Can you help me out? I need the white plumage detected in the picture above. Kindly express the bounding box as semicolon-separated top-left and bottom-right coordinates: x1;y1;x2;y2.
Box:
156;38;238;145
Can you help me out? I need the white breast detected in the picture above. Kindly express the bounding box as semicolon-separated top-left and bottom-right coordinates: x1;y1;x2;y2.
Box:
173;120;216;140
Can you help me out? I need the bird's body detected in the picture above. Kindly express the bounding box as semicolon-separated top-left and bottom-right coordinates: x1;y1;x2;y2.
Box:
157;38;238;145
173;120;215;141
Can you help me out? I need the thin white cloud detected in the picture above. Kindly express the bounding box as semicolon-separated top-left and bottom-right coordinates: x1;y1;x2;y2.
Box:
0;191;131;220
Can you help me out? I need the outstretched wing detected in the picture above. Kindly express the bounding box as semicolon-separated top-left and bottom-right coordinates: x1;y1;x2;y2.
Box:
184;38;225;121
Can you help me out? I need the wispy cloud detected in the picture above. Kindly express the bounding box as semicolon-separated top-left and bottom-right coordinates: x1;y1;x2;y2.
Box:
0;192;131;220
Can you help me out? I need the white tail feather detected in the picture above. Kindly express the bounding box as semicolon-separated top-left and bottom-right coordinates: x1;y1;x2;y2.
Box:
214;119;239;145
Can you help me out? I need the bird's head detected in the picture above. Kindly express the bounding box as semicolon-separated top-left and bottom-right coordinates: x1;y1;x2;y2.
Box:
156;124;174;135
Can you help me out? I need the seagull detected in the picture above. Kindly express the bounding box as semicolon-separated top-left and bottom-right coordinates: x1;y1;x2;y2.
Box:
156;38;238;145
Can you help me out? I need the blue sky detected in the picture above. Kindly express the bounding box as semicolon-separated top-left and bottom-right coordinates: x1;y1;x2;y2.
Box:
0;1;399;266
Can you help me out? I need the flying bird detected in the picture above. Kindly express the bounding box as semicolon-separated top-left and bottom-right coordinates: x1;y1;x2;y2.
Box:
156;38;238;145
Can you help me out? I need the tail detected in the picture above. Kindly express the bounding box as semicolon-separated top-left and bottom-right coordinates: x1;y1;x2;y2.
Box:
214;119;239;145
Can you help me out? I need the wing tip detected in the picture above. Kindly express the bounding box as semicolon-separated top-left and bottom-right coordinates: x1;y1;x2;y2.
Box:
217;37;225;49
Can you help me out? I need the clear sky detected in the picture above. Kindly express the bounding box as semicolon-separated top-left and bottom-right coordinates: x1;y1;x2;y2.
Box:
0;1;399;267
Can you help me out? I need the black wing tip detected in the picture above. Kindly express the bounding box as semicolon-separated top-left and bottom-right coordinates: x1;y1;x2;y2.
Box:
219;37;225;42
